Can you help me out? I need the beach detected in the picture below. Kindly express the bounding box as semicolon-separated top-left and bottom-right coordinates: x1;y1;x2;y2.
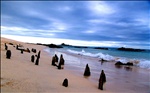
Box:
1;37;150;93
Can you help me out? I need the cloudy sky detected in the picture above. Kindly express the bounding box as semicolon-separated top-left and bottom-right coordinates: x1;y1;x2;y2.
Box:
1;1;150;49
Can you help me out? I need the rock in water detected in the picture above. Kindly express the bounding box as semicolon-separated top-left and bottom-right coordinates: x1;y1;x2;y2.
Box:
62;78;68;87
98;70;106;90
31;55;35;62
84;64;91;76
6;50;11;59
115;61;124;65
115;61;133;66
126;62;133;66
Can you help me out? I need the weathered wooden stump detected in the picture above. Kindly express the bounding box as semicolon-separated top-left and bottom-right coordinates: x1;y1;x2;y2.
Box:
16;45;19;50
98;70;106;90
84;64;91;76
21;49;23;54
52;56;57;66
31;55;35;62
6;50;11;59
35;51;40;65
5;43;8;50
57;62;61;69
31;48;36;53
37;51;41;58
60;54;65;65
62;78;68;87
57;54;65;69
35;57;39;65
55;54;58;62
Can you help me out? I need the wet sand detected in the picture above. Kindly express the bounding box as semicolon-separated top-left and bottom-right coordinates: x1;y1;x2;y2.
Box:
49;46;150;93
1;37;150;93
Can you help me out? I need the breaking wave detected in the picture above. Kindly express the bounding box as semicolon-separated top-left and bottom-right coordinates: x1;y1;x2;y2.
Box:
67;49;150;69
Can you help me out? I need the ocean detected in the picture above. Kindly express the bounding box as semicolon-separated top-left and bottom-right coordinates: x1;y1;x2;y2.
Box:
46;46;150;69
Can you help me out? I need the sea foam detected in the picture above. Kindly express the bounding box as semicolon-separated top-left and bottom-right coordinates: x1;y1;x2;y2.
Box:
67;49;150;69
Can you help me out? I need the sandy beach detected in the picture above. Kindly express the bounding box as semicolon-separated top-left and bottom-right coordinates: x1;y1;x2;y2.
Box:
1;37;150;93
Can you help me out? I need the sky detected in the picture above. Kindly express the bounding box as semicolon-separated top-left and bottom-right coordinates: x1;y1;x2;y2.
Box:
1;1;150;49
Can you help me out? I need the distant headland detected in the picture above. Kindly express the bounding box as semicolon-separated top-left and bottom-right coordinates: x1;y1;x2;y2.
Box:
117;47;145;52
31;43;147;52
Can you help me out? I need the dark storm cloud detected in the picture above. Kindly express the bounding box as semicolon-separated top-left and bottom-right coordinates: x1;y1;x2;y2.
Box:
1;1;150;48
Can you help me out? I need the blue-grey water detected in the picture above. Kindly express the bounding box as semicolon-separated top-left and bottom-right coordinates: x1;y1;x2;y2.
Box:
64;47;150;60
59;46;150;69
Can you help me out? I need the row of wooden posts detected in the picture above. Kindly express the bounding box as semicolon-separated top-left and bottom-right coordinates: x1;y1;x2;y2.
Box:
5;43;40;65
5;43;106;90
51;54;65;69
51;53;106;90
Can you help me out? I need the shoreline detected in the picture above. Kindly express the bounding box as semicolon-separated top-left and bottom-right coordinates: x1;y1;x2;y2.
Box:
53;48;150;71
47;48;150;93
58;47;150;70
1;37;150;93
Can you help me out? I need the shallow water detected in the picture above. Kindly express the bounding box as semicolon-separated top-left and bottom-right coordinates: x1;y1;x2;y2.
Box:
62;47;150;69
63;47;150;60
